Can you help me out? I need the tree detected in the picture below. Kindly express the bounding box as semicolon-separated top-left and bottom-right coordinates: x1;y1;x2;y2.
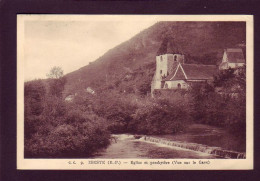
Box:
46;66;66;97
24;80;46;139
213;68;235;88
25;80;46;116
46;66;64;79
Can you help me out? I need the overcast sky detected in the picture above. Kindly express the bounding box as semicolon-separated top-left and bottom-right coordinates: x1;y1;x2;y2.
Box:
24;20;156;81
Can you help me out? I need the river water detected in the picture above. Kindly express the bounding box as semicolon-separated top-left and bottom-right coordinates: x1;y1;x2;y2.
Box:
92;134;217;159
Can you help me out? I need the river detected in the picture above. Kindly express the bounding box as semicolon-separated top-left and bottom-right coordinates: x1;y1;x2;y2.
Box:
92;134;217;159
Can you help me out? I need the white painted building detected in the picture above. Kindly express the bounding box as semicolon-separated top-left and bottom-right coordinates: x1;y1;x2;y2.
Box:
151;53;184;93
219;48;245;70
151;52;218;96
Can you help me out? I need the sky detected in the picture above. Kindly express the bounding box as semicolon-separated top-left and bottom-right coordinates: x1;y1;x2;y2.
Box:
23;20;157;81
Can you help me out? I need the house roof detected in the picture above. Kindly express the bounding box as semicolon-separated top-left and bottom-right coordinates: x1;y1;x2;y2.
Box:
219;62;228;69
226;48;245;63
182;64;218;80
164;63;218;81
174;66;187;80
163;72;174;81
162;62;179;81
163;64;180;81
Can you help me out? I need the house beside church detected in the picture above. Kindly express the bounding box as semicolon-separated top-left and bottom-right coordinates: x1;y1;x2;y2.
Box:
151;47;245;96
219;48;245;70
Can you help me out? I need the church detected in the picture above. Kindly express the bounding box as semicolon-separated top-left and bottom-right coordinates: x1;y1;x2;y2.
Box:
151;47;245;96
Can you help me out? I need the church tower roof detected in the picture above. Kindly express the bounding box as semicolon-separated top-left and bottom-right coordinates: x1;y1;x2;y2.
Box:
166;37;181;54
157;36;182;56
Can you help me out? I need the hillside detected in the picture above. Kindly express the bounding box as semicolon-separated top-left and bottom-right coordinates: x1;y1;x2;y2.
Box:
64;21;246;96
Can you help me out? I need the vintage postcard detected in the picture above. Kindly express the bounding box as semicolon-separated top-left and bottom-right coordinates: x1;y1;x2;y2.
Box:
17;15;253;170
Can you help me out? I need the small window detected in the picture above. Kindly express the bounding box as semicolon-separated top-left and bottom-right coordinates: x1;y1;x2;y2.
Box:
160;70;162;74
160;56;163;61
165;83;168;89
161;82;165;88
177;83;181;89
174;55;177;62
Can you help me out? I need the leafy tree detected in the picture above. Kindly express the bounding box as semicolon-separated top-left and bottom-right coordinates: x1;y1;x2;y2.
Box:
47;66;66;98
213;68;235;88
24;66;112;158
138;82;150;96
130;97;190;135
24;80;46;139
46;66;64;79
25;80;46;116
191;66;246;136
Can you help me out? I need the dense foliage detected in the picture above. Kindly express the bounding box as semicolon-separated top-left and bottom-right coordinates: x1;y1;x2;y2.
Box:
66;89;191;135
191;66;246;137
24;69;110;158
129;93;191;134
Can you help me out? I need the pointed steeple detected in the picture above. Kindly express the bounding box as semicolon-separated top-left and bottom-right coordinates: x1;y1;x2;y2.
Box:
166;37;180;54
157;35;181;56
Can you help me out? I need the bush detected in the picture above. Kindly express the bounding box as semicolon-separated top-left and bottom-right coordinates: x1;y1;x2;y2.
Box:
24;77;111;158
25;108;110;158
129;97;190;135
190;66;246;136
87;91;138;133
25;80;46;117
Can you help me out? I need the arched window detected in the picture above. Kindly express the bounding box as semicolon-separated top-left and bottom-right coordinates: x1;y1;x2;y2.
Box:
177;83;181;89
165;83;168;89
174;55;177;62
160;56;163;61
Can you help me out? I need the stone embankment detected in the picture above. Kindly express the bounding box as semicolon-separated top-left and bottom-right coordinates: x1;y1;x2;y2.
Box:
141;136;246;159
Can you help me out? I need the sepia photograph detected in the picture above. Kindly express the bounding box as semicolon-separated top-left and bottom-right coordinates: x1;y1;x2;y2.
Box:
17;15;253;170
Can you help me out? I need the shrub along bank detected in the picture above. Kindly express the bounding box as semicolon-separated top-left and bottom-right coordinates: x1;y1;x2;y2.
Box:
24;78;110;158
